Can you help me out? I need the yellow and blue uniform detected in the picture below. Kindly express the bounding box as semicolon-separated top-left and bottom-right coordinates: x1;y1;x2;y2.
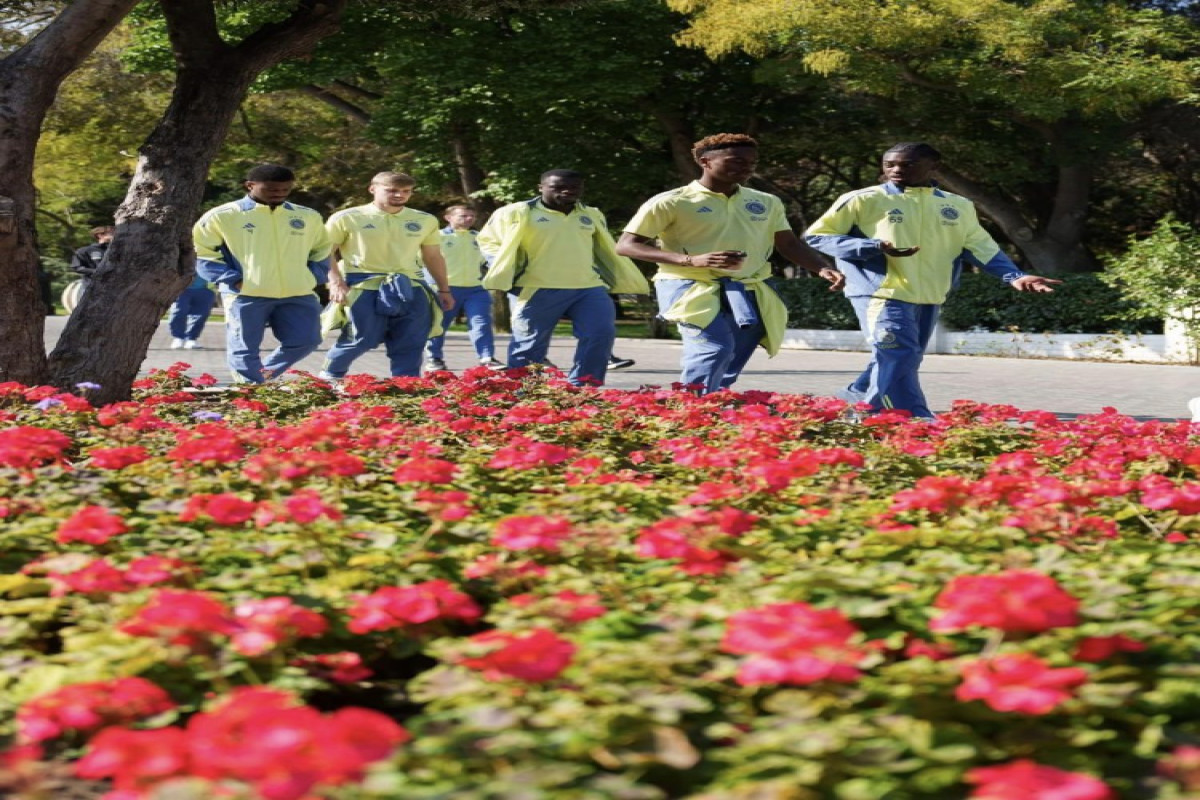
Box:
322;204;444;379
624;181;791;394
479;198;648;385
425;227;496;365
805;182;1028;417
193;197;331;383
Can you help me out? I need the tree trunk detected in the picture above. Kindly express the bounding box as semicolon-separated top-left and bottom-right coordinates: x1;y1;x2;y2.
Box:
641;101;700;184
0;0;139;386
47;0;347;404
936;163;1095;275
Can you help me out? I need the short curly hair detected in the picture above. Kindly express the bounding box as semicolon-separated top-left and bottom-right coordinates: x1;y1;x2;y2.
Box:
691;133;758;165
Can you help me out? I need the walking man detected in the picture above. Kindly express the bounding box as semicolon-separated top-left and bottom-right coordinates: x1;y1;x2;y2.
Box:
423;205;503;372
617;133;842;394
479;169;648;386
805;142;1060;418
193;164;331;384
320;172;454;380
167;275;216;350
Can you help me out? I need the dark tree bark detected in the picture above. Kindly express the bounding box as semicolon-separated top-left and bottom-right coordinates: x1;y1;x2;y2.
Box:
47;0;348;403
937;162;1095;275
0;0;139;386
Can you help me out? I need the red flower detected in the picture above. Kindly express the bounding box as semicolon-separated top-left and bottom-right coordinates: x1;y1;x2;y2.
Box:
74;726;191;792
167;430;246;464
722;602;865;686
118;589;237;649
345;580;482;633
46;558;132;596
123;555;193;587
635;507;756;575
291;652;374;684
230;597;329;657
87;446;151;470
957;653;1088;714
966;759;1113;799
178;493;259;526
413;489;474;521
487;438;576;469
459;628;576;682
393;456;459;484
0;426;72;470
1073;634;1146;662
186;687;409;799
55;505;128;546
492;514;575;552
18;677;175;743
930;570;1080;633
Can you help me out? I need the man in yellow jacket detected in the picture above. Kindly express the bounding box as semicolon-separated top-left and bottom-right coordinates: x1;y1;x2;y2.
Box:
320;172;454;380
479;169;648;386
617;133;842;394
193;164;331;384
805;142;1059;418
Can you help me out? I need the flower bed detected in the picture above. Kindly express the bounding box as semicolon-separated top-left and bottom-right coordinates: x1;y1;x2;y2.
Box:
1;364;1199;799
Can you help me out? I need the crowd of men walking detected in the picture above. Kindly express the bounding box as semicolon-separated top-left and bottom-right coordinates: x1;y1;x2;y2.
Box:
75;133;1062;418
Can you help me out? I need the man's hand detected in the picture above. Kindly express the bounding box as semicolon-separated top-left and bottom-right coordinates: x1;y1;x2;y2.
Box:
328;282;349;304
691;250;747;270
1011;275;1062;293
881;240;920;257
816;266;845;291
436;290;456;311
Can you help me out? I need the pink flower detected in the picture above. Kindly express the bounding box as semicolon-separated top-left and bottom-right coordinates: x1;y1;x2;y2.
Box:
966;759;1113;799
722;602;865;686
930;570;1080;633
178;493;259;525
636;507;757;575
74;726;191;791
55;506;128;546
18;677;175;743
346;580;482;633
291;652;374;684
87;446;151;470
230;597;329;657
118;589;237;649
487;439;576;469
1159;745;1200;791
0;426;72;470
957;653;1088;714
491;514;575;552
458;628;576;682
393;456;459;484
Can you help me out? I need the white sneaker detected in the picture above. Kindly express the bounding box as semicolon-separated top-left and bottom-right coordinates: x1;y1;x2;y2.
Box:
1188;397;1200;423
169;338;185;349
183;340;200;349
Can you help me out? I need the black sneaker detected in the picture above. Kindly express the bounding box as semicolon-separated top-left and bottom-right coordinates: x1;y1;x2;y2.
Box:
478;357;506;370
608;355;636;370
424;358;448;372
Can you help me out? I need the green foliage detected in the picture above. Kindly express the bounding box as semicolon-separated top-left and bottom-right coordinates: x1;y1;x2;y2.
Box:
774;276;859;329
940;272;1161;334
1101;214;1200;359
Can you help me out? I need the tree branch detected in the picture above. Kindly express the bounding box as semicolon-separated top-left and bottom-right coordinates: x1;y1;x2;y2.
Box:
301;84;372;123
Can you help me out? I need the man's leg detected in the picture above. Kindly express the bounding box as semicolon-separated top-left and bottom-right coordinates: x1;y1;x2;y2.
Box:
382;295;434;377
185;287;216;340
167;297;188;340
508;288;571;368
718;291;767;389
225;295;271;383
854;297;934;417
261;295;322;380
322;290;387;379
656;279;736;394
564;286;616;385
461;286;496;360
424;291;463;363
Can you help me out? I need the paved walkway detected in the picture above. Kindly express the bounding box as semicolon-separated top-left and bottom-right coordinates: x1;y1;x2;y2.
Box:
46;317;1197;420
